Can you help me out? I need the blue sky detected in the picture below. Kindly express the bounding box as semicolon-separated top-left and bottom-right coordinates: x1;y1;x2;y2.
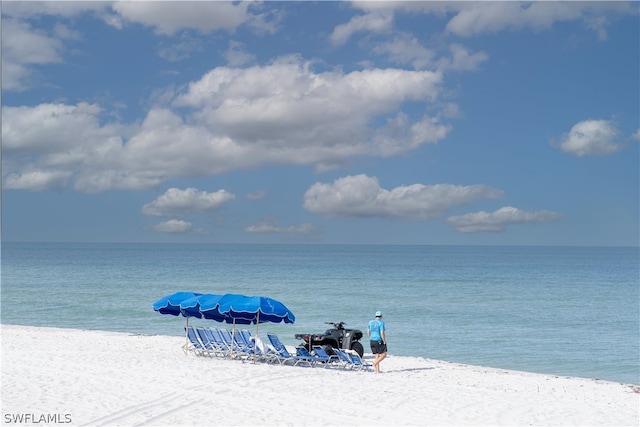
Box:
2;1;638;246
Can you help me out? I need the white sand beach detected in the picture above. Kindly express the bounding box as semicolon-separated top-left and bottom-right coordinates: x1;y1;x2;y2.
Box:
1;324;637;426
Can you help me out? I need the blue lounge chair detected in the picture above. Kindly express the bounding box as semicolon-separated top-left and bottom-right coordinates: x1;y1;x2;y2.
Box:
233;331;278;363
333;348;358;370
185;326;209;357
240;330;254;348
198;328;225;357
194;327;216;356
253;333;283;364
348;352;373;371
296;346;330;366
231;329;250;351
207;328;232;354
218;328;233;347
215;329;247;359
312;346;339;367
266;333;315;366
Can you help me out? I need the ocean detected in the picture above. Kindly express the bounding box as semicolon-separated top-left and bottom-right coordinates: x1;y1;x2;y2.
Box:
1;242;638;385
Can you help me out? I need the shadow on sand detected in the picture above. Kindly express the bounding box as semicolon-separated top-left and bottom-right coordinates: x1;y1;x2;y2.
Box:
381;367;436;373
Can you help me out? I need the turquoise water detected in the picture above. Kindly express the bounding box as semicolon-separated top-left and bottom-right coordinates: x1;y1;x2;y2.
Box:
1;242;638;384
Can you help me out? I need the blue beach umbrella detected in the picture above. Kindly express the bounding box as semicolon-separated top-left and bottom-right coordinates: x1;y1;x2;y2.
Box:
190;293;226;321
153;291;203;316
199;293;247;358
217;294;296;325
215;293;296;362
153;291;204;354
200;293;243;323
200;294;296;361
179;293;222;318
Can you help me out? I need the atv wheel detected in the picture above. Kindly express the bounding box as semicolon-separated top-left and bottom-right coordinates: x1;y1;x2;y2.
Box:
351;341;364;358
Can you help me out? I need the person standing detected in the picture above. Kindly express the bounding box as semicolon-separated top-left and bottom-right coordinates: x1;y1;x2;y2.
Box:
367;311;386;373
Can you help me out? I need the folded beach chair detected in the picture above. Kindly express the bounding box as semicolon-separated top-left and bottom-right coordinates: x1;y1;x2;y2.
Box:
266;333;315;366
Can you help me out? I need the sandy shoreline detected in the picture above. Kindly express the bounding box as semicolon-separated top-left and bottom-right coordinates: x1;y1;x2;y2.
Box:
1;324;638;426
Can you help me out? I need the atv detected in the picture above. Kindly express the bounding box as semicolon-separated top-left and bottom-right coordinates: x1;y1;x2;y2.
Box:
295;321;365;357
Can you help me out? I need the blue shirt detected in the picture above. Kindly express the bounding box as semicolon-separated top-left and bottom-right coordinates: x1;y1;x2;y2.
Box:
368;318;385;341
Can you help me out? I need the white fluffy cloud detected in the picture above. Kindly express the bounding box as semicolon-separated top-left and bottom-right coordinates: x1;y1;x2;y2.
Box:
444;2;582;36
444;2;632;38
3;58;449;192
329;10;394;45
4;1;632;92
303;174;505;220
1;1;118;90
2;1;261;36
111;1;253;36
1;19;66;91
349;1;632;39
1;1;273;90
142;188;235;217
173;57;447;160
144;219;207;235
446;206;562;233
2;102;126;192
556;119;622;157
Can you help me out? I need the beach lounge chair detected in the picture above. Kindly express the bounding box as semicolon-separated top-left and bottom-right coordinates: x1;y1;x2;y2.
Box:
201;328;225;354
239;329;252;346
250;334;282;364
218;329;244;358
218;329;248;359
230;331;277;363
296;346;331;366
231;329;251;352
205;328;231;354
266;333;315;366
185;326;209;357
197;328;225;357
194;327;215;356
348;351;373;371
218;328;233;347
312;346;339;367
333;348;360;370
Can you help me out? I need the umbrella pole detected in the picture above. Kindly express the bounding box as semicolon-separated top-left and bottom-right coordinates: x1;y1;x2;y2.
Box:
253;312;260;364
184;317;189;356
229;318;236;359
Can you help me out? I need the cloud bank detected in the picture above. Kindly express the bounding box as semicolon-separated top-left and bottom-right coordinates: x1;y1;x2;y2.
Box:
3;59;448;193
446;206;562;233
303;174;505;221
142;188;235;217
